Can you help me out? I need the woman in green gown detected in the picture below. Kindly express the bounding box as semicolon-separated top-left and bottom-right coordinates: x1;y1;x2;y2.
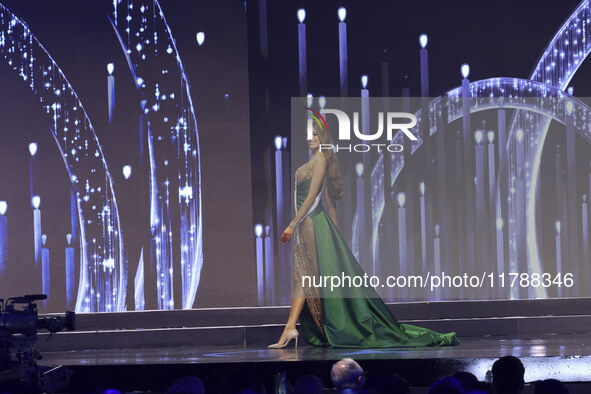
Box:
268;122;459;349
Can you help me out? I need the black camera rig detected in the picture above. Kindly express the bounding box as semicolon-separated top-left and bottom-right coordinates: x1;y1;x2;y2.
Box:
0;294;75;393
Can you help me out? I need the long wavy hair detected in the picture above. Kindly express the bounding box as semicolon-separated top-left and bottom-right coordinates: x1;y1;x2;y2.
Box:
312;121;344;201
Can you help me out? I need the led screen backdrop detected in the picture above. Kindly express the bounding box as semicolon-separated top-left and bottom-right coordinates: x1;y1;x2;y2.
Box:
247;0;591;306
288;95;591;302
0;0;254;312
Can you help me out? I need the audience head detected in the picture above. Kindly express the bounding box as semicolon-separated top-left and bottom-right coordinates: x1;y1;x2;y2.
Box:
428;376;465;394
331;358;365;392
166;376;205;394
453;371;481;392
534;378;569;394
492;356;525;394
293;375;323;394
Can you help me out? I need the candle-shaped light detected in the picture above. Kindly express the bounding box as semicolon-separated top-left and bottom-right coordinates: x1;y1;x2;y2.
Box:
255;224;264;306
107;63;115;123
263;225;274;305
397;192;407;279
29;142;37;201
359;75;374;273
297;9;307;97
274;135;284;222
360;75;371;165
495;218;505;299
122;165;132;180
419;34;429;97
196;32;205;46
32;195;41;267
274;131;284;270
461;63;470;79
338;7;348;97
361;75;369;136
419;181;427;275
461;64;475;291
455;129;464;270
0;201;6;279
355;163;364;176
41;234;50;307
419;34;430;154
555;220;562;297
582;195;590;288
65;233;75;309
419;34;428;49
29;142;37;157
433;224;441;300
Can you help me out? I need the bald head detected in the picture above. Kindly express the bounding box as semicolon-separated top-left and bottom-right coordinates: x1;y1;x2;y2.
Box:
331;358;364;390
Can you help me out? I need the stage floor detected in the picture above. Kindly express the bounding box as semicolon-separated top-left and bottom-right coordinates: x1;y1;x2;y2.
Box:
39;333;591;384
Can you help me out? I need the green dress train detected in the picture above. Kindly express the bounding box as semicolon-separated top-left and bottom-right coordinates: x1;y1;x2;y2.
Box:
292;162;460;348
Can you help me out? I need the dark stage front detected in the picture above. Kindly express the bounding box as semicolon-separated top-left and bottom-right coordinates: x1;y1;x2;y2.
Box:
33;299;591;392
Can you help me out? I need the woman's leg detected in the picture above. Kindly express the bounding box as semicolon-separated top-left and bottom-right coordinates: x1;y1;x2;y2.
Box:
285;282;305;331
274;280;305;344
274;217;315;344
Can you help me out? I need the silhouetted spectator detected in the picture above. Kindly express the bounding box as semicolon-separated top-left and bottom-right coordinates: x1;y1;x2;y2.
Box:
534;378;569;394
428;376;466;393
454;371;481;392
491;356;524;394
331;358;365;393
166;376;205;394
363;372;410;394
293;375;323;394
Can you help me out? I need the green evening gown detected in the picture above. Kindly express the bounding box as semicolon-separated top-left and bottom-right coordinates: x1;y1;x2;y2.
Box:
293;163;460;348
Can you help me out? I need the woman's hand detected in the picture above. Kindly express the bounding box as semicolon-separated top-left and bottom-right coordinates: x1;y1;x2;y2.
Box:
281;226;293;244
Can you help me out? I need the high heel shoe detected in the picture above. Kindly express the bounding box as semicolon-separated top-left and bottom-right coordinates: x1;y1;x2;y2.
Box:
268;329;299;349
